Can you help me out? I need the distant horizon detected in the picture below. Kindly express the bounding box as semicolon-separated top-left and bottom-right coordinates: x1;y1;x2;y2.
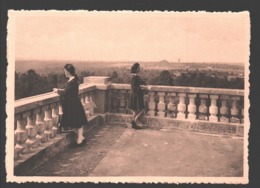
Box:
15;59;245;65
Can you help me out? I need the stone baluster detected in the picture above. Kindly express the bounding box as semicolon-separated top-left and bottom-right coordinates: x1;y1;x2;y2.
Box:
35;109;47;144
111;90;119;113
43;105;54;141
58;102;63;116
119;90;127;113
147;91;156;117
51;103;59;136
157;92;166;117
198;94;208;121
25;111;39;151
84;93;91;117
108;90;112;113
126;90;131;114
177;93;187;119
14;115;23;160
143;91;149;114
240;97;244;124
89;91;96;115
187;94;197;120
230;96;240;123
167;93;177;118
14;114;29;155
58;103;63;129
219;95;230;123
241;107;244;124
14;133;19;161
209;95;219;122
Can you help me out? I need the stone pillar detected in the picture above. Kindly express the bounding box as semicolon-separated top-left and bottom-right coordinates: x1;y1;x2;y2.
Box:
25;112;39;151
94;89;109;114
15;115;29;155
187;94;197;120
43;106;53;141
220;95;230;123
147;92;156;117
51;103;59;136
230;96;240;123
157;92;166;118
198;94;208;121
83;76;111;114
209;95;219;122
35;109;47;143
177;93;187;119
119;90;127;113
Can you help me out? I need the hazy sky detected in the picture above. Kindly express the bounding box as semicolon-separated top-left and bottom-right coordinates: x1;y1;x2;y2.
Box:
13;11;249;63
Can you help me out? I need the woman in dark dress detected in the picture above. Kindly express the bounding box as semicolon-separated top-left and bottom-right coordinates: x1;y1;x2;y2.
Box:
129;63;146;129
53;64;87;146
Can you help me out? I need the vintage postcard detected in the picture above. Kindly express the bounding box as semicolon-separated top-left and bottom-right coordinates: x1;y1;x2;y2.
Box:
6;10;250;184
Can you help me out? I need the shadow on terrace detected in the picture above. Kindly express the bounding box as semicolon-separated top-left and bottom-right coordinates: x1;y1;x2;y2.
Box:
13;76;244;176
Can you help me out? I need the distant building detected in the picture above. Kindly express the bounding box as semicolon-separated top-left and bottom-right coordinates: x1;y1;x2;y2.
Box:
227;75;237;81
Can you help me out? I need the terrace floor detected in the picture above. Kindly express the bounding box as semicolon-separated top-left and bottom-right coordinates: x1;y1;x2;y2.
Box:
31;123;243;177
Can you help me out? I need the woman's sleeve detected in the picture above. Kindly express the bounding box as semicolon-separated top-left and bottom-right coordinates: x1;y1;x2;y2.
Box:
57;82;76;98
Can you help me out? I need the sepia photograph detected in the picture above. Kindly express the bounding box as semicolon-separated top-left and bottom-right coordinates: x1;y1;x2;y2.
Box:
6;10;250;184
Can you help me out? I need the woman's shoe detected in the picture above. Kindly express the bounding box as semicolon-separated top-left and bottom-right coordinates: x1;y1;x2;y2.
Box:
131;121;142;130
70;139;86;148
80;138;86;145
57;126;62;134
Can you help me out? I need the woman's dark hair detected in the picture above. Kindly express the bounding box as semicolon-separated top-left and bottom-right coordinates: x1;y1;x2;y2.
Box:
131;62;140;73
64;64;78;80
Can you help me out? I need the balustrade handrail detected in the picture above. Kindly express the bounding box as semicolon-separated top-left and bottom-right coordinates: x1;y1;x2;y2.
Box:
110;84;244;96
15;84;97;114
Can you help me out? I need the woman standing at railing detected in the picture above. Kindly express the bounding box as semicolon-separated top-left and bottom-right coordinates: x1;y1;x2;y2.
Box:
129;62;146;129
53;64;88;147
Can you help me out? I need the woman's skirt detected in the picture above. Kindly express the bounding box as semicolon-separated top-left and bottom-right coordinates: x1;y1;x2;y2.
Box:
129;90;145;111
60;97;88;128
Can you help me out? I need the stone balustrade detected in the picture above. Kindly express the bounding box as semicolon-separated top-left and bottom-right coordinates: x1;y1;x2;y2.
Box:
13;76;244;165
109;84;244;125
14;84;96;162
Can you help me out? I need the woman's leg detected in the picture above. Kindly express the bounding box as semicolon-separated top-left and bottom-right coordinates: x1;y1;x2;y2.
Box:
129;109;136;117
134;108;145;123
76;126;85;144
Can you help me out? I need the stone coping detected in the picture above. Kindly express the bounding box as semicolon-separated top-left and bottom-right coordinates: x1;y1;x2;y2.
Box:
110;84;244;96
15;84;97;114
83;76;111;85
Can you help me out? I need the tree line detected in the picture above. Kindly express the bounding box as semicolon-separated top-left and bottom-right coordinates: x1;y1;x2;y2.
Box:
15;68;244;100
15;69;94;100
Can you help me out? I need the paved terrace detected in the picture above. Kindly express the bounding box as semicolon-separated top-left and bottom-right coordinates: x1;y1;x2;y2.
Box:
12;76;245;179
31;123;243;177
